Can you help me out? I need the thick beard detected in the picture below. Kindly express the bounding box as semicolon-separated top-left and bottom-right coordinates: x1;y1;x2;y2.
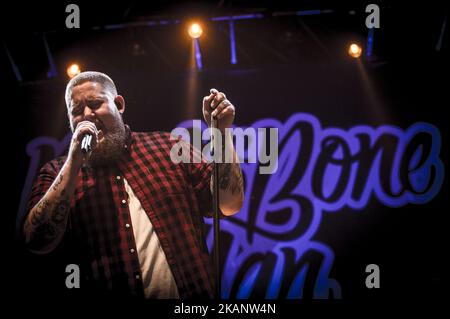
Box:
89;119;127;167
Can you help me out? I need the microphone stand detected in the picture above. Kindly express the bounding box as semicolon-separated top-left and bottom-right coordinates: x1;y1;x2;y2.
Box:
211;115;221;299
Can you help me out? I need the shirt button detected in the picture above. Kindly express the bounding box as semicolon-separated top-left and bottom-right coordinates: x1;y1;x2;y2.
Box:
125;223;130;228
135;274;140;280
121;199;127;204
130;248;135;253
116;176;121;180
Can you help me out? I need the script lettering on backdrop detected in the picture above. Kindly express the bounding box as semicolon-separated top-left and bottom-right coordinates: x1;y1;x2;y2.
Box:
18;113;444;298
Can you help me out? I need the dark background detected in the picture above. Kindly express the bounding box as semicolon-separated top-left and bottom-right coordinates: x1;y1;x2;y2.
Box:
2;0;449;305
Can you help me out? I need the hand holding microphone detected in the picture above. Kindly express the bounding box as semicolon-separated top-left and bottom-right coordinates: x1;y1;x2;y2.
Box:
68;121;99;169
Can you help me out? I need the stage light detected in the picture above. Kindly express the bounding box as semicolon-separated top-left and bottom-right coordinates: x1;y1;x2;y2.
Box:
67;63;81;78
188;23;203;39
348;43;362;58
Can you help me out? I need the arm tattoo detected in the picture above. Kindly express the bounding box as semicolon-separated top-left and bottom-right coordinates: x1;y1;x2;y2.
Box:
218;163;244;195
31;199;50;225
26;174;70;248
212;137;244;196
52;173;63;191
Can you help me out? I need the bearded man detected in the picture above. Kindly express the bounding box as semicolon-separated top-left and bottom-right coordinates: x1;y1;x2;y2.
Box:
22;71;244;298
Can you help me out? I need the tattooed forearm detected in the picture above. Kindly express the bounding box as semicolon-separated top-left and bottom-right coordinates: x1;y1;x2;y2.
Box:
210;161;244;215
51;198;70;224
208;132;245;215
52;173;64;191
218;163;244;195
24;174;71;252
26;195;70;247
30;199;49;225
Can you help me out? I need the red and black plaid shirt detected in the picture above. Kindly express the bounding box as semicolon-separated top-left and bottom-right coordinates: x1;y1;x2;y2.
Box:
27;127;216;298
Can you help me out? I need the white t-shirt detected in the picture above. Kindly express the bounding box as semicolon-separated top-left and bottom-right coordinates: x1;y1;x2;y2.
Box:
124;178;180;298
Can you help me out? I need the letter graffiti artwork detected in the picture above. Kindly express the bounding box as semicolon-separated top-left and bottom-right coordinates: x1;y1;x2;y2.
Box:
18;113;444;298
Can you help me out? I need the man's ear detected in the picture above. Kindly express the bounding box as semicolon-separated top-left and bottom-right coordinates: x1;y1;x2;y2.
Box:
114;95;125;114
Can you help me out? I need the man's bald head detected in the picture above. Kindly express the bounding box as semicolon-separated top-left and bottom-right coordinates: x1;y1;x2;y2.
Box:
65;71;117;108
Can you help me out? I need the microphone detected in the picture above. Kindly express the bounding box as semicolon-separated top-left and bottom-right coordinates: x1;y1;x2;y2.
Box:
81;134;93;153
